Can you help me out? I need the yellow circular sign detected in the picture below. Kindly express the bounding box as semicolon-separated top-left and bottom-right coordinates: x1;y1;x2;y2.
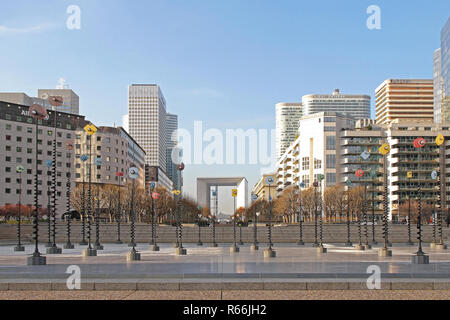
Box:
378;143;390;155
436;134;445;146
84;123;98;136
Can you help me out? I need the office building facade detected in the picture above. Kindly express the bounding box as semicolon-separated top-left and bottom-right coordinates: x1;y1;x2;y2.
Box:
275;102;302;160
375;79;434;124
302;89;370;120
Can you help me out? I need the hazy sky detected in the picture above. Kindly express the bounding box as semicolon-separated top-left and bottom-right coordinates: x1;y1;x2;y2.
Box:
0;0;448;214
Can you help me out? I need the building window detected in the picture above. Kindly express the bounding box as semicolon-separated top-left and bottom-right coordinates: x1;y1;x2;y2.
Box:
326;173;336;186
326;136;336;150
326;154;336;168
302;157;309;170
314;159;322;169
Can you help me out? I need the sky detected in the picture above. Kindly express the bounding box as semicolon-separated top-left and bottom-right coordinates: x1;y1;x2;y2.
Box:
0;0;449;214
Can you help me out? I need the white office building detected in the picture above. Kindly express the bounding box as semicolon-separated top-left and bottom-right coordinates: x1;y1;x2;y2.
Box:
275;102;302;160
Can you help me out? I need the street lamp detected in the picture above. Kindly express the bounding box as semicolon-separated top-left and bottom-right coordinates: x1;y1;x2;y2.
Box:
175;162;186;255
27;104;47;265
46;96;63;255
264;176;276;258
80;154;88;245
435;134;447;250
45;159;52;248
127;166;141;261
250;193;259;251
317;174;326;253
197;209;203;246
14;165;25;252
230;188;239;253
82;123;98;257
297;181;305;246
209;214;218;247
238;212;244;245
94;157;103;250
312;181;319;247
406;170;414;245
150;184;160;251
370;169;378;245
355;169;365;251
63;141;74;249
115;171;124;244
378;142;392;257
345;179;353;246
411;137;429;264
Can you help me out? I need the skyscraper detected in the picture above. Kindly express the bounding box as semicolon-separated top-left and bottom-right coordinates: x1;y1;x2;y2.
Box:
275;102;302;160
375;79;434;124
37;88;80;114
434;18;450;123
165;112;181;190
128;84;172;190
302;89;370;120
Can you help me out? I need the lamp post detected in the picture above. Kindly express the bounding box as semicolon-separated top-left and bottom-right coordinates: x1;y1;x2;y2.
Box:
406;171;414;245
297;181;305;246
209;214;218;247
264;176;276;258
80;154;88;245
317;174;326;253
411;137;429;264
150;184;160;251
238;212;244;245
127;167;141;261
345;179;352;246
149;182;155;245
197;205;203;246
175;162;186;255
115;171;123;244
27;104;47;265
63;141;74;249
355;169;365;251
82;123;98;257
46;97;63;255
370;171;377;245
45;160;52;248
94;157;103;250
14;165;25;252
250;193;259;251
378;142;392;257
312;181;319;247
435;134;447;250
230;188;239;253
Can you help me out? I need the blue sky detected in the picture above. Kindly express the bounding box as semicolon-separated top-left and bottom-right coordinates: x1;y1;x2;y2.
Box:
0;1;449;213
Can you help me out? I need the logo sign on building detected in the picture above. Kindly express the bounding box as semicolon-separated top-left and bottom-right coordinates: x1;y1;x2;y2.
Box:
360;151;370;160
251;194;258;201
436;134;445;146
431;170;438;180
83;123;97;136
48;96;64;107
128;167;139;179
29;104;47;120
265;176;274;185
231;189;238;197
407;171;413;179
152;192;160;200
379;143;390;155
355;169;364;178
80;154;88;162
413;137;426;148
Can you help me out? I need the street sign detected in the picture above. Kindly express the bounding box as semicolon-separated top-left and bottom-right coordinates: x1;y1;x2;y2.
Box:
16;165;24;173
317;174;324;181
313;181;318;187
128;167;139;179
251;194;258;201
150;182;156;189
355;169;364;178
299;181;305;188
360;150;370;160
45;160;52;168
48;96;63;106
80;154;88;162
94;158;102;166
407;171;413;179
173;190;181;195
379;143;390;155
266;176;274;185
413;137;426;148
116;171;124;177
197;205;202;211
176;162;185;171
345;180;352;187
436;134;445;146
66;140;73;151
152;192;160;200
83;123;97;136
370;170;377;178
231;189;238;197
431;170;438;180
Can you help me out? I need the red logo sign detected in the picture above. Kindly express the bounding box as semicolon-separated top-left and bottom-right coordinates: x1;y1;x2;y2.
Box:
355;169;364;178
413;137;426;148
